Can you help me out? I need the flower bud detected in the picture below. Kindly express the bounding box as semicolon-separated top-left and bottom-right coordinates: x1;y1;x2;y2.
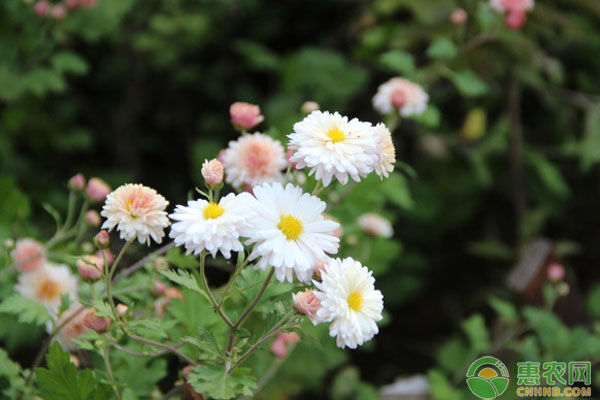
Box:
81;0;96;7
153;257;168;271
77;255;104;282
65;0;81;10
391;90;407;109
313;259;328;280
201;159;224;189
450;8;468;25
93;230;110;249
547;262;565;282
50;4;66;20
84;210;101;227
69;354;81;368
152;280;166;296
165;287;183;304
86;178;111;203
33;0;50;16
270;332;300;359
230;102;264;131
293;290;321;324
154;299;165;317
357;213;393;238
556;282;570;297
506;10;526;29
99;249;115;265
116;303;128;317
83;308;110;333
301;101;320;115
286;148;299;170
68;173;86;191
11;238;45;272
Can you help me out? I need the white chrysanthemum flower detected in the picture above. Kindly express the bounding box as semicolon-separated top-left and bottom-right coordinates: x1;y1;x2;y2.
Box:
16;263;78;314
246;183;340;283
373;123;396;178
357;213;394;238
222;132;287;188
489;0;534;13
313;258;383;349
169;193;256;259
288;111;379;186
101;184;170;246
372;77;429;117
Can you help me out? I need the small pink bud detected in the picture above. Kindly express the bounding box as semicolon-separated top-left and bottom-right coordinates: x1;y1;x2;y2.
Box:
84;210;101;227
165;287;183;304
391;90;407;109
293;290;321;324
153;257;168;271
450;8;468;25
97;249;115;265
201;159;224;189
83;308;110;332
65;0;81;10
152;280;166;296
313;259;328;280
11;238;45;272
270;332;300;359
506;10;526;29
77;255;104;282
86;178;111;203
154;299;165;316
93;230;110;249
547;263;565;282
116;303;128;317
286;148;299;170
50;4;66;19
33;0;50;16
301;101;320;115
230;102;264;131
68;173;86;191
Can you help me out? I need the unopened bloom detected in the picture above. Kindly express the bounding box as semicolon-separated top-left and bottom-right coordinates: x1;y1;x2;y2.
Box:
152;280;166;296
373;123;396;179
230;102;264;131
165;287;183;303
86;178;111;203
116;303;129;317
170;192;256;258
76;255;104;282
288;111;379;186
357;213;393;238
301;101;320;114
246;183;340;283
314;258;383;349
270;332;300;359
16;263;78;313
201;159;224;188
450;8;468;24
83;308;110;333
11;238;46;272
373;77;429;117
489;0;534;13
50;304;89;351
50;4;66;19
547;263;565;282
222;132;287;187
68;173;86;191
101;184;170;245
34;0;50;16
506;10;527;29
84;210;101;227
93;230;110;249
293;289;321;324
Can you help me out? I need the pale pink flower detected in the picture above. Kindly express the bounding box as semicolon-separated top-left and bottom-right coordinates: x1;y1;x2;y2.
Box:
84;210;101;227
50;4;66;19
83;308;110;333
547;263;565;282
373;77;429;117
86;178;111;203
68;173;86;191
16;263;78;313
76;255;104;282
450;8;468;24
230;102;264;131
34;0;50;16
12;238;45;272
101;183;170;245
270;332;300;358
222;132;287;187
293;289;321;324
506;10;527;29
51;304;89;351
490;0;534;13
357;213;393;238
301;101;320;114
65;0;82;10
201;159;224;188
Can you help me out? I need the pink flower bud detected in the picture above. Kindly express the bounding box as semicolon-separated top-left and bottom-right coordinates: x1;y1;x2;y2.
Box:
84;210;101;227
450;8;468;25
65;0;81;10
547;262;565;282
391;90;407;109
81;0;96;7
313;259;328;280
301;101;320;115
33;0;50;16
154;299;165;316
286;148;299;170
11;238;45;272
98;249;115;265
77;255;104;282
293;290;321;324
152;280;166;296
229;102;264;131
116;303;128;317
201;159;224;188
270;332;300;359
86;178;111;203
506;10;526;29
165;287;183;304
83;308;110;332
153;257;168;271
68;173;86;191
50;4;66;19
93;230;110;249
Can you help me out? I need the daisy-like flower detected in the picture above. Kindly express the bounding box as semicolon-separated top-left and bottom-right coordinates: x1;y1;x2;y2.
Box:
11;238;46;272
489;0;534;13
101;184;170;246
169;192;256;259
288;111;379;186
16;263;78;313
245;183;340;283
373;123;396;179
372;77;429;117
49;303;89;351
222;132;287;188
313;258;383;349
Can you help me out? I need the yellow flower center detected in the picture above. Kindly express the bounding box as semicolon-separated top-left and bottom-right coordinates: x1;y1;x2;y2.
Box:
327;127;345;143
347;291;363;311
38;279;60;300
278;215;303;240
203;202;225;219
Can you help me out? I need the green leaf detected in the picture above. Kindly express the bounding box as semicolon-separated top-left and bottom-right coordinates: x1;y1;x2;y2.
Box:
428;370;462;400
461;314;490;353
42;202;62;231
183;327;225;361
380;172;414;209
188;365;256;400
158;268;207;299
413;105;440;128
165;247;199;268
488;297;518;324
233;40;280;71
51;52;89;75
446;70;488;97
526;149;569;198
580;104;600;171
427;37;457;60
379;51;416;75
0;294;51;326
587;284;600;318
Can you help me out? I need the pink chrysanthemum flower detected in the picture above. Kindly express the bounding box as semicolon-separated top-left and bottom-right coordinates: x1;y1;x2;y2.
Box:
11;238;46;272
230;102;264;131
86;177;111;203
372;77;429;117
16;263;78;314
50;304;89;351
101;184;170;245
490;0;534;13
222;132;287;188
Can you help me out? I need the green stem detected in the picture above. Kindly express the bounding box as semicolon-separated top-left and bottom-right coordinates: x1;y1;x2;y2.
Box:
102;345;122;400
199;251;235;328
311;180;322;196
63;191;77;230
218;258;250;308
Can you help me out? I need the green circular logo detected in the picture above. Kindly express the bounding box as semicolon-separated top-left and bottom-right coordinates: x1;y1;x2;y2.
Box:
466;356;510;399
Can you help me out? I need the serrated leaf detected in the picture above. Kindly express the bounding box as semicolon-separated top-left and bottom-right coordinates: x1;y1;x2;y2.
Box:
165;247;199;268
488;297;518;324
0;294;51;326
183;327;224;361
188;365;256;400
159;268;207;300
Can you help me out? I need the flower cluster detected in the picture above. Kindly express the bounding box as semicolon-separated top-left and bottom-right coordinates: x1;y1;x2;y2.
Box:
32;0;97;20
